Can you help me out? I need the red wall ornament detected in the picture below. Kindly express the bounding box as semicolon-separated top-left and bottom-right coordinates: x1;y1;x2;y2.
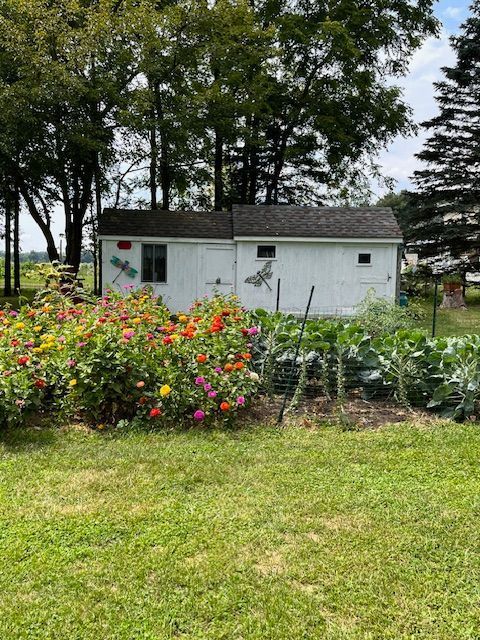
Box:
117;240;132;250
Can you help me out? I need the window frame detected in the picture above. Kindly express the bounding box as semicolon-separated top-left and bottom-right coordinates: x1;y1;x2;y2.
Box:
256;244;277;260
141;243;168;283
357;252;372;266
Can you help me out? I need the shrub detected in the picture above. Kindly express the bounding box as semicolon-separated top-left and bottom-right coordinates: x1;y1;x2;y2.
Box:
354;289;424;336
0;291;259;427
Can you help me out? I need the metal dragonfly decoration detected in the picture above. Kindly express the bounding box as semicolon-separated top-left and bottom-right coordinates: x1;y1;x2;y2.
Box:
110;256;138;283
244;261;273;290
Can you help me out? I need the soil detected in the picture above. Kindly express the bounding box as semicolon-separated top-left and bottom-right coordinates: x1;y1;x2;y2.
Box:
246;392;433;430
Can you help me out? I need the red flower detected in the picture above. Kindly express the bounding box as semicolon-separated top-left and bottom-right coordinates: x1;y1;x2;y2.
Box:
10;340;19;347
220;402;230;412
241;328;249;336
17;356;29;366
162;336;173;345
234;361;244;370
149;407;162;418
196;354;207;363
34;379;46;389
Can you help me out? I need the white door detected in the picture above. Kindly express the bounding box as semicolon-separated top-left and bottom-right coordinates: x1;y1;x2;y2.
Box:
199;245;236;298
338;246;392;309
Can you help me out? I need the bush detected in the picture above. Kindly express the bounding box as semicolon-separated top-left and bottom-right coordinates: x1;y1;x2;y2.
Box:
354;289;424;336
0;291;259;427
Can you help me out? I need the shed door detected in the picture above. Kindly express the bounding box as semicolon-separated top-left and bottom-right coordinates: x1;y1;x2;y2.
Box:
200;245;236;297
338;246;391;309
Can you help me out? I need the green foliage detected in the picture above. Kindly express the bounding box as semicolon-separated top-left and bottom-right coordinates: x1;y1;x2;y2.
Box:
253;305;480;420
401;263;433;296
0;292;259;426
354;289;425;336
442;273;463;284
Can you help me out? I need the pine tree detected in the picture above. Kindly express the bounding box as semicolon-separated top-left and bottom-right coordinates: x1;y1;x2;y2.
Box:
409;3;480;273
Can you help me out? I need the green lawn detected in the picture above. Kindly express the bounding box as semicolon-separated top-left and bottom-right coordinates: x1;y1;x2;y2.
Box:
1;422;480;639
416;287;480;336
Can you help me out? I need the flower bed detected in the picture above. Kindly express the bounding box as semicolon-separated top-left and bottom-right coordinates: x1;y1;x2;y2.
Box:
0;290;259;427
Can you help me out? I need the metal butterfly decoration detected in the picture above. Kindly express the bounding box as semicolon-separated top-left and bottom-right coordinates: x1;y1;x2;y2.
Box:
244;261;273;290
110;255;138;283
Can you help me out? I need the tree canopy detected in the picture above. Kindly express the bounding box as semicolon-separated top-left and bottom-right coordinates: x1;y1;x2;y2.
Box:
0;0;438;269
407;2;480;272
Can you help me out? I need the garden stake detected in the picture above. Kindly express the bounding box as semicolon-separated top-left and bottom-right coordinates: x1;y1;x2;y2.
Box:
277;285;315;424
276;278;281;312
432;277;439;338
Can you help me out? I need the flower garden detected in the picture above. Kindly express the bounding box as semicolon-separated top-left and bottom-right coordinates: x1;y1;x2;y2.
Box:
0;289;259;427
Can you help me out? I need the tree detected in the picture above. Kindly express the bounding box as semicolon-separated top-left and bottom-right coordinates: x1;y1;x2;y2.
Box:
408;2;480;274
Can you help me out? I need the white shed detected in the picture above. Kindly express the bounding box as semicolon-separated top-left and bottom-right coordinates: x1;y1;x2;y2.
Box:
99;205;403;315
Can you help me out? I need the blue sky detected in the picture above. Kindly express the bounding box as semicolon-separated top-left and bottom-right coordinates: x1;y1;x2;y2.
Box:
20;0;470;251
375;0;469;195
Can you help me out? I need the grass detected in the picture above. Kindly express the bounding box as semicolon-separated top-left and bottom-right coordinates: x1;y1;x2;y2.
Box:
415;287;480;337
1;422;480;639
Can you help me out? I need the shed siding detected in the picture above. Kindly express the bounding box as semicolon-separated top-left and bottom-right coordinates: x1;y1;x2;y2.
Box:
101;237;399;314
235;240;399;314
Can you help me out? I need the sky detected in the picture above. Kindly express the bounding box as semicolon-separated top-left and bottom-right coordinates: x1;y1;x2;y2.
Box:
19;0;470;251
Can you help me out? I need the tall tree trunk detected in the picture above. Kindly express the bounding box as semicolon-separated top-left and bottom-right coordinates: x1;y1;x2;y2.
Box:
149;122;158;210
94;155;102;294
3;188;12;297
14;174;59;262
214;128;224;211
13;184;20;294
248;119;259;205
152;84;170;210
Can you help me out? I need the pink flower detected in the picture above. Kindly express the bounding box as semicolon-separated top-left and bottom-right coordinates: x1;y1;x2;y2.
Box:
195;376;205;386
248;327;259;336
203;383;212;391
9;310;18;317
76;342;87;348
214;367;222;374
58;335;66;343
24;341;34;348
193;410;205;421
67;359;76;368
123;331;135;340
208;391;217;398
236;396;245;405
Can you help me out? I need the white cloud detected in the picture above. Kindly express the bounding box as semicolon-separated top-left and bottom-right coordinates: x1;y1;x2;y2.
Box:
443;6;463;20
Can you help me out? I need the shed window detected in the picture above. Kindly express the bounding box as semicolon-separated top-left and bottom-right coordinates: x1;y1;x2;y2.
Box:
142;244;167;283
358;253;371;265
257;245;276;259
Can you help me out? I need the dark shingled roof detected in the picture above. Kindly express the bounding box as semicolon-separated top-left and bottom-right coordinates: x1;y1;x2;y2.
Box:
99;205;402;240
231;205;402;239
99;208;233;239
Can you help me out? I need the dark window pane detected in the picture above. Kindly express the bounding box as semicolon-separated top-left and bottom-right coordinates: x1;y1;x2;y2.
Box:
358;253;371;264
154;245;167;282
257;245;276;259
142;245;153;281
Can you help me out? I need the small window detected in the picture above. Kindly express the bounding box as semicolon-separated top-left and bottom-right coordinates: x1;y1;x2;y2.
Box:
257;245;276;259
358;253;371;265
142;244;167;282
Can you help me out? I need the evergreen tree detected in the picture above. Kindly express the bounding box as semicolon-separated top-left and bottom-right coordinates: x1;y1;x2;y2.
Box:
409;2;480;272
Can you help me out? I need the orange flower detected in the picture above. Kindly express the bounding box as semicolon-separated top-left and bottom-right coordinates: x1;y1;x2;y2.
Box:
234;361;244;370
243;353;252;360
196;354;207;363
136;381;145;388
224;363;234;372
220;402;230;412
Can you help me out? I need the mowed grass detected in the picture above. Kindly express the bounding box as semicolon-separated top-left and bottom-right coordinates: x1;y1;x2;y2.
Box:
415;287;480;337
1;423;480;639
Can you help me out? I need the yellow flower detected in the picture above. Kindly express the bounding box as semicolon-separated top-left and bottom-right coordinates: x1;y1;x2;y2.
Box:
132;317;142;324
15;322;25;330
57;345;65;351
69;379;77;387
34;325;42;332
33;347;41;354
160;384;171;397
178;315;188;324
97;423;106;430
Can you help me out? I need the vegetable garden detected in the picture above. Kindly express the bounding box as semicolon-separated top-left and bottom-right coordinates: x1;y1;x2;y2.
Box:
1;288;480;428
